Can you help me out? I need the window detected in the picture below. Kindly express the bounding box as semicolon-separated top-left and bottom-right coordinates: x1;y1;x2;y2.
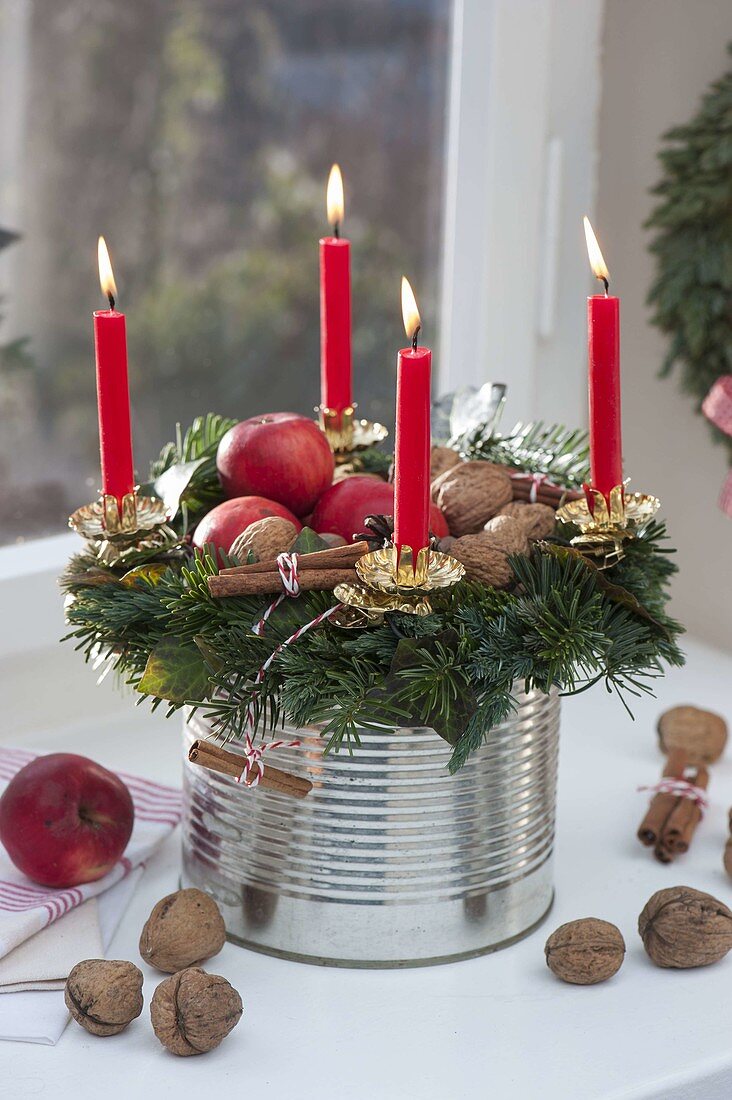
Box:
0;0;451;545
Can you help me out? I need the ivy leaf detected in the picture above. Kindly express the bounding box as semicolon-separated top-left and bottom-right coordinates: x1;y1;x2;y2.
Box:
193;635;225;674
289;526;329;554
151;458;208;518
138;637;211;704
384;629;477;745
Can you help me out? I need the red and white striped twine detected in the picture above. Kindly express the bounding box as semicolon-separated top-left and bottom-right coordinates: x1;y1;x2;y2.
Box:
252;552;301;635
638;777;709;816
238;551;342;785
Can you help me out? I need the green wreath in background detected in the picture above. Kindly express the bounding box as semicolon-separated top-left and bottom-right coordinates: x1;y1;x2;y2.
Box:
646;43;732;459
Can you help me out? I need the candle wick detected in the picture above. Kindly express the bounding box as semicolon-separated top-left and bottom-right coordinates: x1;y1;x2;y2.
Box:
107;291;116;310
601;277;609;296
412;326;420;352
333;222;340;240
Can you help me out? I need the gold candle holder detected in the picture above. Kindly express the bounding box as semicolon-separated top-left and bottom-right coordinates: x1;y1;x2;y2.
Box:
556;484;660;568
317;404;388;463
333;544;464;625
68;489;179;567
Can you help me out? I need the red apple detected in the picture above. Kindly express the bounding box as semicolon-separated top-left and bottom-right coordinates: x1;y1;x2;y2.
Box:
0;754;134;888
217;413;335;516
311;476;448;542
192;496;302;559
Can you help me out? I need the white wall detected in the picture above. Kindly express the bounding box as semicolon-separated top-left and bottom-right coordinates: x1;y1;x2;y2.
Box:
596;0;732;652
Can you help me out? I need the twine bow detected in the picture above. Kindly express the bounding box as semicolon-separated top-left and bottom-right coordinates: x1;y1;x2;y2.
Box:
238;732;302;786
638;777;709;817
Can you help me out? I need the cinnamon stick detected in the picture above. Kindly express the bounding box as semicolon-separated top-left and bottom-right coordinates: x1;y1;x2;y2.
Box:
662;765;709;854
208;567;357;598
219;541;369;577
637;748;687;847
188;740;312;799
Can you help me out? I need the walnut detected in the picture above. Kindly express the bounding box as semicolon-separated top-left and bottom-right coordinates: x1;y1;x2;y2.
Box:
150;968;242;1056
229;517;297;564
140;888;226;974
450;532;514;589
498;501;556;540
657;705;728;765
638;886;732;968
432;462;513;535
430;445;461;482
545;919;625;985
65;959;143;1036
482;515;530;556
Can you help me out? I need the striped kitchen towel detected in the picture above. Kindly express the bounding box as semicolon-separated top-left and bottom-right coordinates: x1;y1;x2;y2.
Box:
0;746;182;961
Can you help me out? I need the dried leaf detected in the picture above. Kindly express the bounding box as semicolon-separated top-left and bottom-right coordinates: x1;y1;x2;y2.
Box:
120;563;169;588
138;637;210;704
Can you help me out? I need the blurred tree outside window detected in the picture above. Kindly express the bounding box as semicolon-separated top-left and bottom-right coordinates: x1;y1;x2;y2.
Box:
0;0;450;544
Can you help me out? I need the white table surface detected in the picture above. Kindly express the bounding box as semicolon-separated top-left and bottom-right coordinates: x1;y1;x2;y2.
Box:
2;636;732;1100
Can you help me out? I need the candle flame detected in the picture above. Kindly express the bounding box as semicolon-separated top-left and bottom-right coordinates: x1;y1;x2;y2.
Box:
583;216;610;285
97;236;117;304
326;164;344;228
401;276;421;342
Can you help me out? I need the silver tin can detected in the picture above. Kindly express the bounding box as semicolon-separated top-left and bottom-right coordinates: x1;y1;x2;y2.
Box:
181;687;560;968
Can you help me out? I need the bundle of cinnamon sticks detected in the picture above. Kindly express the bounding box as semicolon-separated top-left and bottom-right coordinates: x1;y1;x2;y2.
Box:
188;740;312;799
510;475;583;509
207;541;370;598
637;748;709;863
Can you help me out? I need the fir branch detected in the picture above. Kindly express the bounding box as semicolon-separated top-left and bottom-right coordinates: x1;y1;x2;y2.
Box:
60;491;685;769
645;44;732;456
452;420;590;487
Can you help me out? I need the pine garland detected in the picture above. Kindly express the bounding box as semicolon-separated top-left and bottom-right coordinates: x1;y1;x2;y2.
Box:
61;415;684;772
646;44;732;456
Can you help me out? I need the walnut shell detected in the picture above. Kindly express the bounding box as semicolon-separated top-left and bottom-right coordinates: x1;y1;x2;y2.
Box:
450;532;514;589
498;501;556;540
229;517;297;563
482;515;530;556
638;886;732;968
65;959;143;1036
430;445;461;482
545;919;625;985
657;705;728;765
140;888;226;974
150;968;242;1056
432;462;513;536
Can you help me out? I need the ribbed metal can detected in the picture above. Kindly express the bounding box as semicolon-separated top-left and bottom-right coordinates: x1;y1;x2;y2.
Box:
181;687;560;968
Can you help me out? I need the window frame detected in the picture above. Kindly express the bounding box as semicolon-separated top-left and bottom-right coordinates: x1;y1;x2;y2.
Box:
0;0;605;639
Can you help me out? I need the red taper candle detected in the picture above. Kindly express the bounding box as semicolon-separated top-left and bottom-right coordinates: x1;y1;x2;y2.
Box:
393;277;431;558
94;237;135;508
583;217;622;501
319;164;352;415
